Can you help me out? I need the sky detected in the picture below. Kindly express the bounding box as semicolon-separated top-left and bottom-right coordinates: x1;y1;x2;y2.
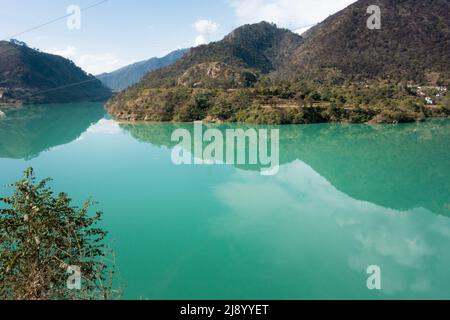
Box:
0;0;357;75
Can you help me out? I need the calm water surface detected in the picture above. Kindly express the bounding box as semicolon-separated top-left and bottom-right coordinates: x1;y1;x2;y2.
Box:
1;103;450;300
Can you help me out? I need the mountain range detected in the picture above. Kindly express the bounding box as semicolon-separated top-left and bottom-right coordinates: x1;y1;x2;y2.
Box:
97;49;189;92
1;0;449;125
106;0;450;124
0;40;111;105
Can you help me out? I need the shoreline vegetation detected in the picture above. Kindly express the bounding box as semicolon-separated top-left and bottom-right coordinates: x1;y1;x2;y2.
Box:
106;81;450;125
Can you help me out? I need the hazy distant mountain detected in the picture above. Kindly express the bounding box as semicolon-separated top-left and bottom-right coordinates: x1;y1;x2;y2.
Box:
0;40;111;105
97;49;189;91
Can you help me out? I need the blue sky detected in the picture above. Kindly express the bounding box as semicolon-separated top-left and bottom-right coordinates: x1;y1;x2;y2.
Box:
0;0;356;74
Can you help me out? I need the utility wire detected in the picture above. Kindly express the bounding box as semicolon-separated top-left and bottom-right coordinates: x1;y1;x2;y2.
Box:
28;79;101;97
0;0;111;98
290;23;316;34
0;0;109;56
1;0;109;42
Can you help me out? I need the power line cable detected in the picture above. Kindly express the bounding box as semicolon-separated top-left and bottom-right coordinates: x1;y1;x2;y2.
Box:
28;78;102;98
0;0;111;98
290;23;316;33
1;0;109;42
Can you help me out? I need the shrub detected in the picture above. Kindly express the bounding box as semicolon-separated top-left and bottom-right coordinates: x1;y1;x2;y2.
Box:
0;168;118;300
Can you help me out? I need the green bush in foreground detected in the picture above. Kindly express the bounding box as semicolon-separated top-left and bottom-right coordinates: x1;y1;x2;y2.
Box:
0;168;118;300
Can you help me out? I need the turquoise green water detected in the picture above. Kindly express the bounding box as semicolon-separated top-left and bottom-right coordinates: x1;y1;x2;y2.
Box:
1;102;450;300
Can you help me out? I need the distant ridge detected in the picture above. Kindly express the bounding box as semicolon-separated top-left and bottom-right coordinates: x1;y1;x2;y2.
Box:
97;49;189;92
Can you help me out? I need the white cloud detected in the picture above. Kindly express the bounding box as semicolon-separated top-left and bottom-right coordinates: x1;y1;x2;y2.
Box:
46;46;123;75
77;53;121;75
294;25;314;35
49;45;77;58
194;35;207;46
229;0;357;29
87;119;121;135
194;19;219;34
193;19;218;47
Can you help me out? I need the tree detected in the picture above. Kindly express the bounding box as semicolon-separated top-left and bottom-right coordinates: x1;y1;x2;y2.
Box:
0;168;117;300
441;94;450;112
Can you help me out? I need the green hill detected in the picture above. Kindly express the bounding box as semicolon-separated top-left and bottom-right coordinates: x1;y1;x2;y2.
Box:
130;21;302;89
0;40;111;105
281;0;450;84
106;22;303;121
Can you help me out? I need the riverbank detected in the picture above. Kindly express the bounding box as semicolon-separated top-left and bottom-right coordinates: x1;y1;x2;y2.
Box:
0;101;22;107
106;82;450;125
112;104;450;125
